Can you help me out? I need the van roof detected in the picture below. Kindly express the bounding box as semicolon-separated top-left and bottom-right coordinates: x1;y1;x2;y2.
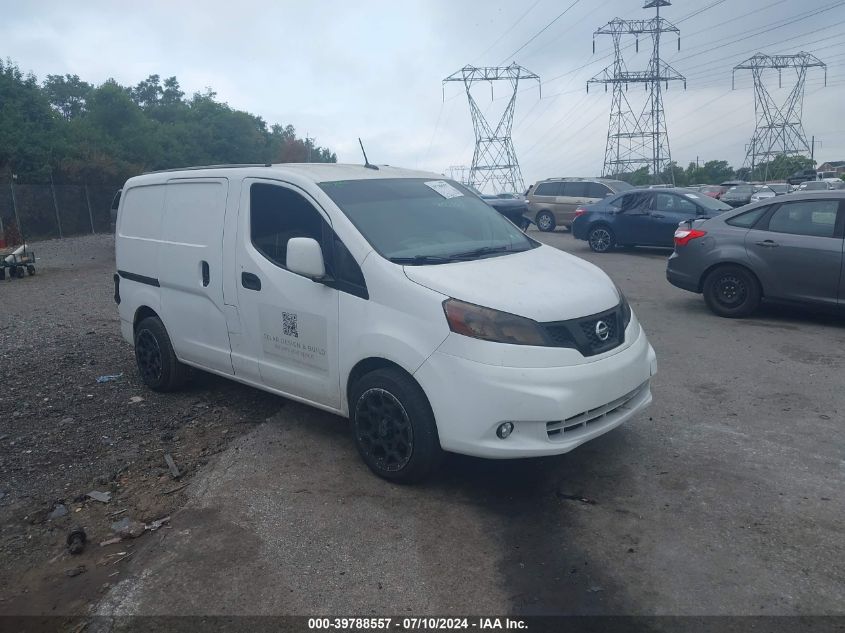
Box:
138;163;443;184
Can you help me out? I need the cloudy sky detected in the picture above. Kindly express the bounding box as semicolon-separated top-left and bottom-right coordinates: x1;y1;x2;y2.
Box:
2;0;844;187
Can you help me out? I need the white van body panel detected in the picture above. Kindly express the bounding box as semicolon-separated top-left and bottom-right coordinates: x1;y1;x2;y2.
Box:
115;163;656;459
403;245;619;323
159;178;233;374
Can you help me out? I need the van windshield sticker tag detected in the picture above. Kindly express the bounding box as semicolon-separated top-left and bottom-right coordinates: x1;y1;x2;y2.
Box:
425;180;463;199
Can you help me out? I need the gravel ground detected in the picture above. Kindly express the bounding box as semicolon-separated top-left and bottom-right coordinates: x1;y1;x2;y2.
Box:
1;231;843;624
0;234;282;616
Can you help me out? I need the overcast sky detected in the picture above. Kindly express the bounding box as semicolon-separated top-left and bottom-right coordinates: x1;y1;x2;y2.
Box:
2;0;844;188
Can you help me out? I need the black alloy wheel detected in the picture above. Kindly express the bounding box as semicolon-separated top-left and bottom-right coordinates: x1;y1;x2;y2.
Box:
588;225;615;253
350;368;443;483
133;316;188;391
135;328;163;386
354;388;413;473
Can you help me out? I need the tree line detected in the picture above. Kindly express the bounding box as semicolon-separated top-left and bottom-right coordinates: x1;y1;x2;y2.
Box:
612;153;820;187
0;59;337;185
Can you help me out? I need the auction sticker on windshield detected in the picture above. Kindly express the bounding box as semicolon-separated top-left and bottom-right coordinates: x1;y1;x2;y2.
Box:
425;180;463;199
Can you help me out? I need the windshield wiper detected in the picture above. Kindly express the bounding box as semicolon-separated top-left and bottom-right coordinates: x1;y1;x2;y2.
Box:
448;245;518;260
389;255;455;265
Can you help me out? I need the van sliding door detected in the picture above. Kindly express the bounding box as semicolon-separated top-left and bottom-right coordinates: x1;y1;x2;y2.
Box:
159;178;234;375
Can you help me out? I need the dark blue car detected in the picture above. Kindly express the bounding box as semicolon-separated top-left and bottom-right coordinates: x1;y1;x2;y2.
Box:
572;188;732;252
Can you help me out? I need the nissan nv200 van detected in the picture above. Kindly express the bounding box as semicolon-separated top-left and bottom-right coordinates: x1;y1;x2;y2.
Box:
114;164;657;482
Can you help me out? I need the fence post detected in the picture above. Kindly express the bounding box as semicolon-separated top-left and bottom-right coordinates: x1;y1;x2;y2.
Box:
49;170;63;239
9;178;22;240
84;183;95;234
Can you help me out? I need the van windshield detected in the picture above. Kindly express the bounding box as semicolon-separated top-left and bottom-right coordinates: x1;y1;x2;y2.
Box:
319;178;537;264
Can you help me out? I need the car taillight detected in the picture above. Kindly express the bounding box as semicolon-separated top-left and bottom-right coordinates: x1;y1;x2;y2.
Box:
674;228;707;246
574;207;587;218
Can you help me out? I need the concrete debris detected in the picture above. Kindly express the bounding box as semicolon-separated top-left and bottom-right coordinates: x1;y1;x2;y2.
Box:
86;490;111;503
48;503;68;520
111;517;146;539
164;454;181;479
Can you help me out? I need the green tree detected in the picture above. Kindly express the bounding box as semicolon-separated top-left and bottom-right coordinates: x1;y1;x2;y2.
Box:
2;61;336;184
42;74;92;120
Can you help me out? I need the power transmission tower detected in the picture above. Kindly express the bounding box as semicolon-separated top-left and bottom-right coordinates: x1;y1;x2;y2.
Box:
588;0;685;184
733;52;826;180
443;64;540;194
446;165;472;186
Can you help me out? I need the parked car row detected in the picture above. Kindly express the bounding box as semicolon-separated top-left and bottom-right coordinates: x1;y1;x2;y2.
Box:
570;188;732;251
668;192;845;318
513;176;844;321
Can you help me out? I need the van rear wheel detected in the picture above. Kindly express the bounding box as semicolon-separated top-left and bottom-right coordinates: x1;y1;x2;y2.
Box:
134;316;188;392
350;368;443;483
535;211;555;232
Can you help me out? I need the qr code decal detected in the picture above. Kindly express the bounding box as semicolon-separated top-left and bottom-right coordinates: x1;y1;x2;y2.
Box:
282;312;298;338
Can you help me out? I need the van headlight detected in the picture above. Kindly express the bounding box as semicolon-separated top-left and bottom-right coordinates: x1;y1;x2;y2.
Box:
443;299;547;346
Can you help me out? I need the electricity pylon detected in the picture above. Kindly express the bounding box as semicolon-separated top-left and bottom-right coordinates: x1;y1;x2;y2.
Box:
733;52;826;180
588;0;685;184
443;64;540;194
446;165;472;186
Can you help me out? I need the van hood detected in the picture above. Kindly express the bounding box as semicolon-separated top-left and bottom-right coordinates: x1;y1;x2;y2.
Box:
402;245;620;322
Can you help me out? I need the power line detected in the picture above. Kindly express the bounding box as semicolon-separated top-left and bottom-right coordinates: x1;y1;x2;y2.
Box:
498;0;581;64
473;0;544;63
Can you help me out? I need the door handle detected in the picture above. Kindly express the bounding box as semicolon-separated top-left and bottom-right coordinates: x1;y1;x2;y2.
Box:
651;213;665;219
755;240;779;247
201;261;210;287
241;271;261;291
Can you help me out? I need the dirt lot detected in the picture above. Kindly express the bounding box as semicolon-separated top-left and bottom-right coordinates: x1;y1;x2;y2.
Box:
0;234;281;616
1;231;843;623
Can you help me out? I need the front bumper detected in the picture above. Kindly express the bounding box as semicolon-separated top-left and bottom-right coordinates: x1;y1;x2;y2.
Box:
414;325;657;458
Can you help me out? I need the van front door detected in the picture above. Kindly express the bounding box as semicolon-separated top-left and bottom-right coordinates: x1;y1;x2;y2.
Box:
159;178;233;375
235;179;341;409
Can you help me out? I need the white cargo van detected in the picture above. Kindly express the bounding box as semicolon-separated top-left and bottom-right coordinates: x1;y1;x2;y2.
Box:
114;163;657;482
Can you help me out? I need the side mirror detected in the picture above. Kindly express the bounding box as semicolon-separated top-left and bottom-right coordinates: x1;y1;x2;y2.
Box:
286;237;325;280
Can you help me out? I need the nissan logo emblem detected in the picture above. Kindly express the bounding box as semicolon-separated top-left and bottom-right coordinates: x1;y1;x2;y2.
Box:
595;320;610;341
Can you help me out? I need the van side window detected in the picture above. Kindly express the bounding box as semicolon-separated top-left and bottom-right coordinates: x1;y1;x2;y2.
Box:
586;182;611;199
561;182;587;198
534;182;559;196
250;183;325;269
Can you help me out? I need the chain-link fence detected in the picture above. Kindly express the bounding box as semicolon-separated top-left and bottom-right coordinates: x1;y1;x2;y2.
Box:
0;181;120;245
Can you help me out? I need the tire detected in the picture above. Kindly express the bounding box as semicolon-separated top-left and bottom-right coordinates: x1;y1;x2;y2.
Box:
518;218;530;231
702;265;761;318
535;211;555;232
26;265;35;276
588;224;615;253
350;368;443;483
133;316;189;392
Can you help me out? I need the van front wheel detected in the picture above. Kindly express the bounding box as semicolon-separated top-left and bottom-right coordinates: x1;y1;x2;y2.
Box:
134;317;188;392
350;368;443;483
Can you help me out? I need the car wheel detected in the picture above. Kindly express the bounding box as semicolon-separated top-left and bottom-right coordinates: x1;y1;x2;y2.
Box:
350;368;443;483
535;211;555;232
702;265;761;318
134;316;189;391
518;218;531;231
588;225;615;253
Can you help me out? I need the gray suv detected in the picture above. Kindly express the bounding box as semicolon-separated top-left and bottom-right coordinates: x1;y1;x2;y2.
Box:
525;177;633;232
667;192;844;317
